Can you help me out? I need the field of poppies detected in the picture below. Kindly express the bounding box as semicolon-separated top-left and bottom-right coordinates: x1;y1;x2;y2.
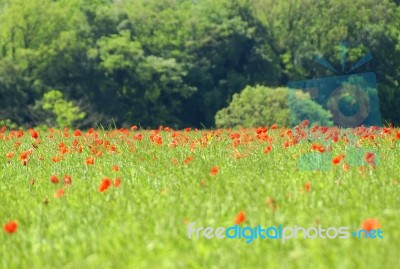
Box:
1;123;400;269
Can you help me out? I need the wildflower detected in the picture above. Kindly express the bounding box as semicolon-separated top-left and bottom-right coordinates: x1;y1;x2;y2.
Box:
59;146;67;154
4;221;18;234
234;211;246;225
364;152;375;165
332;155;345;165
134;133;143;141
362;218;380;232
114;178;121;188
85;157;95;166
30;129;38;139
99;178;111;192
54;189;65;198
19;151;29;161
111;165;119;171
300;119;309;128
210;166;219;176
50;175;59;184
264;145;272;154
6;152;14;159
73;129;81;137
151;135;163;145
52;156;61;163
304;182;311;192
64;175;72;185
183;156;194;165
311;143;325;153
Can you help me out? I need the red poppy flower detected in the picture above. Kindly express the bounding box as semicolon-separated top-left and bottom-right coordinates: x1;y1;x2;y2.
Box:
30;130;38;139
4;221;18;234
50;175;59;184
64;175;72;185
85;157;95;166
304;182;311;191
311;143;325;153
264;145;272;154
234;211;246;225
364;152;375;165
134;133;143;141
114;178;121;187
73;129;81;137
362;218;380;232
54;189;65;198
183;156;194;165
151;135;163;145
332;155;344;165
99;178;112;192
210;166;219;176
6;152;14;159
111;165;119;171
19;151;29;160
300;119;309;128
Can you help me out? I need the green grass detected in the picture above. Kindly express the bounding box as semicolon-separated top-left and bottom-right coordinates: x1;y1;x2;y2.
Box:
0;127;399;269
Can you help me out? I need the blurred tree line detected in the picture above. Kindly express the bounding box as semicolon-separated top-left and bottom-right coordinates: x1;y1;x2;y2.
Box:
0;0;399;128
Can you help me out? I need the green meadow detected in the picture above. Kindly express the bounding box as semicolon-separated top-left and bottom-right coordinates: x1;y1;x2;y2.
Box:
1;127;399;269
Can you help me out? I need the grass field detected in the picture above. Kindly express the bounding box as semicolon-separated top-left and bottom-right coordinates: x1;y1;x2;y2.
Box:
1;125;400;269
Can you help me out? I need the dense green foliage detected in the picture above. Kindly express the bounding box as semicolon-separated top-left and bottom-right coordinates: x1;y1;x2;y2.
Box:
0;0;400;128
215;85;333;128
40;90;86;128
215;86;290;128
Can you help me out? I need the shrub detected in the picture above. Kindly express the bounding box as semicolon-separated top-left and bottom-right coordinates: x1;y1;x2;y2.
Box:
40;90;86;128
215;85;333;128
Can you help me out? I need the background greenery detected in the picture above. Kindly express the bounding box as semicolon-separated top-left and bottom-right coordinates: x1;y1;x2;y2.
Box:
1;0;400;128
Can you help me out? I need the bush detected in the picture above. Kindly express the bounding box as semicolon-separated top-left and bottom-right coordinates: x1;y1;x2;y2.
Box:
215;85;333;128
38;90;86;128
